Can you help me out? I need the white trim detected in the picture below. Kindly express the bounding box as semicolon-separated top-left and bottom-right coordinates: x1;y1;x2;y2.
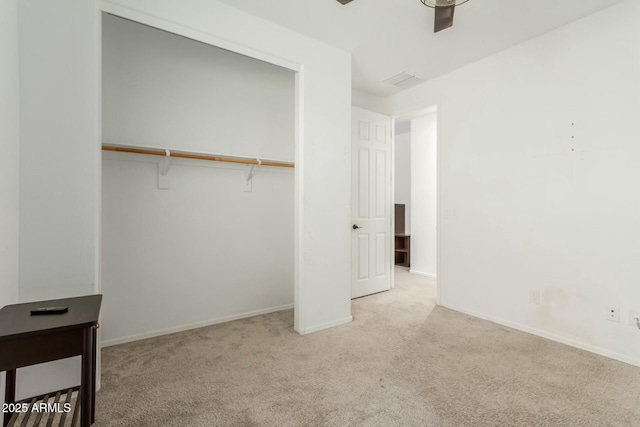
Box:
298;316;353;335
409;270;437;279
435;102;442;306
102;303;295;347
99;1;301;73
441;303;640;368
390;117;396;290
94;0;103;392
293;67;305;334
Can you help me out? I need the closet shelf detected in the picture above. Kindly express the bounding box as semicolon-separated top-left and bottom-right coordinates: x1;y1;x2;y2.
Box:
102;144;295;168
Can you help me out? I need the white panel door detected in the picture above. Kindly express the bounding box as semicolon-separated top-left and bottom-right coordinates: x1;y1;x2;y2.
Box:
351;107;392;299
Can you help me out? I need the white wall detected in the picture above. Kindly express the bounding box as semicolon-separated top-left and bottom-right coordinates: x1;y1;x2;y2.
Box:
9;0;350;399
410;114;437;277
8;0;350;403
101;0;353;334
0;0;20;405
388;0;640;365
352;89;389;116
103;14;294;161
394;132;411;234
102;154;294;344
101;15;295;344
0;0;20;307
15;0;100;399
18;0;100;302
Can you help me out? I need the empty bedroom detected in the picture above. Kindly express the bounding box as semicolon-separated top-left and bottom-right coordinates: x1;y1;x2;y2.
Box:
1;0;639;426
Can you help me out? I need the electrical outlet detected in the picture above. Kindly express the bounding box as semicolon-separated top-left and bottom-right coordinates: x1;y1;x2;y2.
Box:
629;310;640;328
606;306;620;322
529;290;541;305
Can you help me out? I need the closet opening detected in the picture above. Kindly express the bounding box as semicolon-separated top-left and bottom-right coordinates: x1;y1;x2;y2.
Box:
100;13;297;346
393;106;439;300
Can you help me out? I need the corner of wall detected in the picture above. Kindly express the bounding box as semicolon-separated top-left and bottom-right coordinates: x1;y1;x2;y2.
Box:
352;89;392;115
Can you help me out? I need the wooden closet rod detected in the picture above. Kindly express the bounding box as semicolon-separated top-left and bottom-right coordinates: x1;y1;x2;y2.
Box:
102;144;295;168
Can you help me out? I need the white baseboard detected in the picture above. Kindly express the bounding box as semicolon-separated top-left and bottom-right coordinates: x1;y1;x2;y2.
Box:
440;303;640;368
298;316;353;335
102;303;294;347
409;269;437;279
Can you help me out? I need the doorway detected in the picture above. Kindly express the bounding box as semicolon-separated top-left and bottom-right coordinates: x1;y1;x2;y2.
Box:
393;107;438;286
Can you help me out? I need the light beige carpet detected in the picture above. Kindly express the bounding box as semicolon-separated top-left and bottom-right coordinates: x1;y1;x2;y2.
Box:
96;269;640;426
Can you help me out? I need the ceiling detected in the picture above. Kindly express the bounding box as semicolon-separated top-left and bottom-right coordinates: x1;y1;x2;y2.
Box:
216;0;625;97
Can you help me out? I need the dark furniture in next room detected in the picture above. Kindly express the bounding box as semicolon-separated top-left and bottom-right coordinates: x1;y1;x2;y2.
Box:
395;204;411;268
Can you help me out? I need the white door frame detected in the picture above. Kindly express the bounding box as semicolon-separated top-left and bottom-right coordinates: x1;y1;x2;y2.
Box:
390;118;396;290
391;104;442;306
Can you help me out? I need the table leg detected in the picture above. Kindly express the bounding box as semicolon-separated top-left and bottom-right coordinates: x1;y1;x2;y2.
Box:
91;326;97;424
81;327;93;427
3;369;16;427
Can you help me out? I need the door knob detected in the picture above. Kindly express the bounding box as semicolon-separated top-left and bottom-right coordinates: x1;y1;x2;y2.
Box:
353;224;362;230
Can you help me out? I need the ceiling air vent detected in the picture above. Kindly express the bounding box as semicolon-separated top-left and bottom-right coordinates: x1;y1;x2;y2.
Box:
382;72;423;89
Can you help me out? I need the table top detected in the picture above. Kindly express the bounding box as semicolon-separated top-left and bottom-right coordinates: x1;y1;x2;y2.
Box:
0;295;102;342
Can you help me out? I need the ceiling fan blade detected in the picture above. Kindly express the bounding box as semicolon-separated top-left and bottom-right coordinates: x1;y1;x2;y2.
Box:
434;5;455;33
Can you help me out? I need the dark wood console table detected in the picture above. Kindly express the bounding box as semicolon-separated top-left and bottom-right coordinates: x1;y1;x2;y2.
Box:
0;295;102;427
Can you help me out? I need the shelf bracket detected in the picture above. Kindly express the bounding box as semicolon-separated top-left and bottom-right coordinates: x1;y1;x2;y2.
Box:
243;159;261;192
158;149;171;189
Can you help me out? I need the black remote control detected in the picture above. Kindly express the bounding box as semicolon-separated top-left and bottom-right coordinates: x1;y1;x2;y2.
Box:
30;307;69;315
